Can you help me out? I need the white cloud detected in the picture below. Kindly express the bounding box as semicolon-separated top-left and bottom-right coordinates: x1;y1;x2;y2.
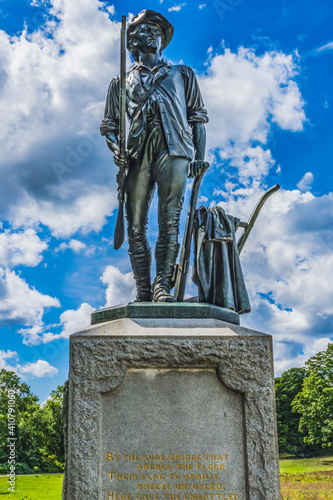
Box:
0;267;60;331
19;359;58;378
18;302;95;345
168;4;186;12
316;41;333;52
274;338;332;376
11;183;117;238
17;325;48;346
193;45;333;376
101;265;136;306
199;48;306;182
58;239;87;253
0;349;58;379
58;302;95;337
0;350;19;371
215;187;333;375
199;4;206;9
0;229;47;267
233;189;333;344
57;238;99;256
0;0;120;236
297;171;314;192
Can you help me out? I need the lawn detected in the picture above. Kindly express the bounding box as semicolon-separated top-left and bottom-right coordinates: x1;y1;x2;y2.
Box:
0;475;63;499
1;458;333;499
280;456;333;474
280;456;333;500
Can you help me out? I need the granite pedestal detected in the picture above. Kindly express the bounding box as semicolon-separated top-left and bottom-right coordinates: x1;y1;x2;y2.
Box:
63;303;280;500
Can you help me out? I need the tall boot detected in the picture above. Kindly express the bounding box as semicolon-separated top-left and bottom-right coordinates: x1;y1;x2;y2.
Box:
153;241;180;302
128;249;152;302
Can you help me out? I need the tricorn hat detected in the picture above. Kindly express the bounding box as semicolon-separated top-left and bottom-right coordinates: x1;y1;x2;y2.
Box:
127;10;174;51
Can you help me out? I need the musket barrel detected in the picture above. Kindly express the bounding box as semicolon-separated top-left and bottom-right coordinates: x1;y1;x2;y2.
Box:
119;15;126;160
114;15;127;250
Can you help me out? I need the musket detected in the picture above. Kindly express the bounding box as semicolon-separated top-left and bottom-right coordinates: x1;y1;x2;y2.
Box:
237;184;280;254
114;15;127;250
174;162;209;302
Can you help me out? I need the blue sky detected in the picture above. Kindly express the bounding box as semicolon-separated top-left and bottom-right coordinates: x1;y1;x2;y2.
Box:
0;0;332;402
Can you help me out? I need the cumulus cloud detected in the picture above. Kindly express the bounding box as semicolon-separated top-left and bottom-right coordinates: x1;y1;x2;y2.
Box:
58;239;87;253
297;171;314;192
0;350;19;371
58;302;95;337
274;337;332;376
19;267;135;345
230;189;333;368
0;350;57;379
56;238;98;255
199;47;306;182
19;359;58;378
0;229;47;267
101;265;136;306
11;182;116;238
0;267;60;330
0;0;119;236
19;302;95;345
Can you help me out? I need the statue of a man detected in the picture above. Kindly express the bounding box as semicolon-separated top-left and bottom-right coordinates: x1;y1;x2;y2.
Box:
100;10;208;302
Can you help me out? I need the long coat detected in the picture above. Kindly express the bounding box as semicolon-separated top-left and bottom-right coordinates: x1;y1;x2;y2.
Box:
192;206;251;314
100;60;208;162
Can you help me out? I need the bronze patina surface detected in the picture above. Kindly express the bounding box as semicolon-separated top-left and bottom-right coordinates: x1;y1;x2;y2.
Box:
91;302;240;326
101;10;209;304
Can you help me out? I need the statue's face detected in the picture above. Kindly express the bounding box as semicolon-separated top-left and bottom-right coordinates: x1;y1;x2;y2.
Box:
134;22;163;54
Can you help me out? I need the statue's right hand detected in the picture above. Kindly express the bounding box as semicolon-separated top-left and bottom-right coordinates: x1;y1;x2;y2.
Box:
105;133;128;167
113;147;128;168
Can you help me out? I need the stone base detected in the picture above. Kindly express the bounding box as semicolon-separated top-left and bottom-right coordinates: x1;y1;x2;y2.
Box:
63;305;280;500
91;302;240;326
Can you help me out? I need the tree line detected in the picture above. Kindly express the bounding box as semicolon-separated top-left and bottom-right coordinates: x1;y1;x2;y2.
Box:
0;342;332;473
275;342;333;457
0;369;64;474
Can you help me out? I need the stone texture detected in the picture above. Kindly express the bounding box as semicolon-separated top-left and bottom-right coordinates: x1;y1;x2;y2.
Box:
101;369;246;496
63;315;280;500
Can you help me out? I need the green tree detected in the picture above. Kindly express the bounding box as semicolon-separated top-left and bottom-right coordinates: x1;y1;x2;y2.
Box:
275;367;312;457
37;385;65;472
292;343;333;449
0;369;64;473
0;369;41;473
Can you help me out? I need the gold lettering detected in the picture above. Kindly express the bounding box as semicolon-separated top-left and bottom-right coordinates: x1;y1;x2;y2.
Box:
106;454;122;462
138;484;171;491
123;455;140;461
196;464;225;471
107;493;131;500
108;473;138;481
136;494;160;500
142;455;166;461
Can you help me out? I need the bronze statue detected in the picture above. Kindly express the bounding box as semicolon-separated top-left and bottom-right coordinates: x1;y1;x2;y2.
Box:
101;10;209;303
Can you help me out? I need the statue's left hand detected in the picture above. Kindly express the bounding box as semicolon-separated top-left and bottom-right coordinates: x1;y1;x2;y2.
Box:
188;160;209;178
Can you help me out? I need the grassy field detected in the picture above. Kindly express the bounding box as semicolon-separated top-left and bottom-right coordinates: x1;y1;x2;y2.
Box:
280;456;333;500
0;475;63;499
1;457;333;499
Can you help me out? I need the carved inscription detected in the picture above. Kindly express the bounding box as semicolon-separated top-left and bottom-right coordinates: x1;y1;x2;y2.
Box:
101;370;246;499
105;453;240;500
